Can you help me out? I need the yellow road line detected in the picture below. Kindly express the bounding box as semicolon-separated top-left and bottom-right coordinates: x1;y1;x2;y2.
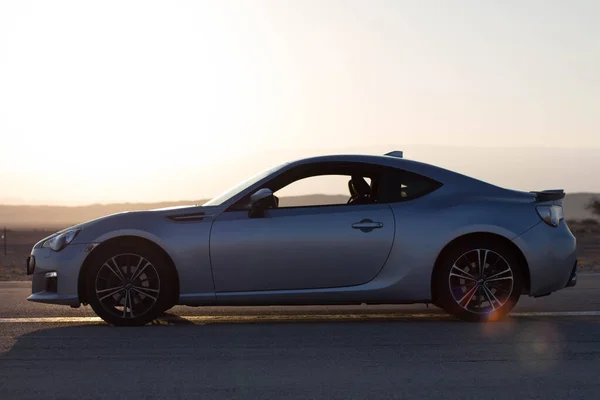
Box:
182;313;452;323
1;311;600;324
0;313;448;324
0;317;103;323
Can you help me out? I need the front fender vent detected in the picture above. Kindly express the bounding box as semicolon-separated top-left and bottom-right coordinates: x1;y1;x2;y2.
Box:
166;212;206;222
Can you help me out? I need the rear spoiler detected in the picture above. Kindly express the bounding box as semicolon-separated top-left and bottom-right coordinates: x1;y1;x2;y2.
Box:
530;189;565;202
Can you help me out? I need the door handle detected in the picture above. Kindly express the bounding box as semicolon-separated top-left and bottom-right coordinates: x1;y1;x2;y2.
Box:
352;219;384;232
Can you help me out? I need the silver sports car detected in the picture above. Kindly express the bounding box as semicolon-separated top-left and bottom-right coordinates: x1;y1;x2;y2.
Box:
26;151;577;326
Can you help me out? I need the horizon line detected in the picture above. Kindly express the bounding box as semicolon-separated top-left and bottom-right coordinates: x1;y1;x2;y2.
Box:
1;192;598;208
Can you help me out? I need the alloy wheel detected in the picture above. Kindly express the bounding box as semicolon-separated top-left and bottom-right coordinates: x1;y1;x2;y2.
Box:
447;248;514;314
94;253;161;319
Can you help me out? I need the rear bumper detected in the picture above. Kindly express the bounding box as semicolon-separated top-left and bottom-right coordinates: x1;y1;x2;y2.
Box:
565;260;578;288
513;220;578;296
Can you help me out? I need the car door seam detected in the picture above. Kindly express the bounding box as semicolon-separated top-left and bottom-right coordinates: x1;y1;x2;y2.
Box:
372;204;397;279
207;220;218;295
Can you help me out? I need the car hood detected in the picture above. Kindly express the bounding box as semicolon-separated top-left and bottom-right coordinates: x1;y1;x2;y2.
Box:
79;203;216;228
35;204;217;248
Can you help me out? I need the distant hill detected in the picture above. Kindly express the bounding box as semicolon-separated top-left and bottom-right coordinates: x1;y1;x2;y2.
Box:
0;195;348;229
562;193;600;221
0;200;208;229
0;193;597;229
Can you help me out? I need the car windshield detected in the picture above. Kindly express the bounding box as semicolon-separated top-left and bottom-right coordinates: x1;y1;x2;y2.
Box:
202;162;289;206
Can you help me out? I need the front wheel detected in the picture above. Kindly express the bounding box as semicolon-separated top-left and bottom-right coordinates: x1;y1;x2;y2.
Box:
433;240;524;322
85;243;175;326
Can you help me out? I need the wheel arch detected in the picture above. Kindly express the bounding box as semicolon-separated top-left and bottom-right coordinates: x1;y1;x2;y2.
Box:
77;235;180;305
430;232;531;302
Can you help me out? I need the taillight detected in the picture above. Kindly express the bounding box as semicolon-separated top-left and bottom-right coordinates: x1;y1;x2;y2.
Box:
536;205;563;227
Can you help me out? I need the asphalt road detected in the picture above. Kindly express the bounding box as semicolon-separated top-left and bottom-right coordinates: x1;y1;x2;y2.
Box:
1;277;600;399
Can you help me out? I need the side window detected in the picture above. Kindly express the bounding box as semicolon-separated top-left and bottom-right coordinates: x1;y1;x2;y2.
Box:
378;169;442;203
227;161;383;211
275;175;371;208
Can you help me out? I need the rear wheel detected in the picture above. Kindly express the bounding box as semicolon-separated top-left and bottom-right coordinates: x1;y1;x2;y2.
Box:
85;243;175;326
433;239;523;322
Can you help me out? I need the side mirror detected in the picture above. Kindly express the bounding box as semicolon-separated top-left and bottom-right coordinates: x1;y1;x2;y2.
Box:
248;188;277;218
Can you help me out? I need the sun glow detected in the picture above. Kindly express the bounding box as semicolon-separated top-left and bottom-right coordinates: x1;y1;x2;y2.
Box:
1;1;599;205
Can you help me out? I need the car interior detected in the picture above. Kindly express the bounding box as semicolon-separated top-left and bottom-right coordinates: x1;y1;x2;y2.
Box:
266;173;378;209
347;175;374;205
229;162;383;211
229;161;442;212
269;163;383;208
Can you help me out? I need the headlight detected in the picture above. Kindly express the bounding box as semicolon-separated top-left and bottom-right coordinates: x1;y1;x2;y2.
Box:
536;205;563;227
42;229;81;251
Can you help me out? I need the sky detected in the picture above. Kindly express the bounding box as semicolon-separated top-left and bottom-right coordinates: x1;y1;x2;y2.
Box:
0;0;599;205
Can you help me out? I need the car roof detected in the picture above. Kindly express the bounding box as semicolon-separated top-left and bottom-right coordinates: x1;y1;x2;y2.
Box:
285;153;474;185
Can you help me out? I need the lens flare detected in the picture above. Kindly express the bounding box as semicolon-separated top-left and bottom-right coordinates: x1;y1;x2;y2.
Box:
514;321;563;372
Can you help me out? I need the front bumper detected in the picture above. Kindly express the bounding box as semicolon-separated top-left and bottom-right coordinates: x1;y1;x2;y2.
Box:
26;243;91;307
513;220;578;297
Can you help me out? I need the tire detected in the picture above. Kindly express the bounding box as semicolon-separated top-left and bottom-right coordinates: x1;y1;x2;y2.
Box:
433;238;524;322
85;242;176;326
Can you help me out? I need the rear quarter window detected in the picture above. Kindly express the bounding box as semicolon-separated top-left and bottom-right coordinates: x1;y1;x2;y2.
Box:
377;169;442;203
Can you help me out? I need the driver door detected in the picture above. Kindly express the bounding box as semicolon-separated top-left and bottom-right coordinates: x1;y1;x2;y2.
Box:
210;204;394;292
209;164;396;292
